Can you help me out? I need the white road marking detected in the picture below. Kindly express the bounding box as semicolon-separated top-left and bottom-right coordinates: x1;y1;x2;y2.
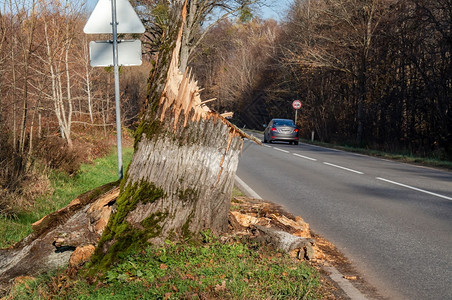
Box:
323;265;368;300
323;162;364;174
263;145;272;148
234;175;263;199
304;142;342;152
376;177;452;201
273;147;290;153
293;153;317;161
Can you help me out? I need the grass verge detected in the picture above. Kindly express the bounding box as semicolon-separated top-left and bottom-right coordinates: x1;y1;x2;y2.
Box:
1;146;326;299
0;147;134;249
7;235;322;299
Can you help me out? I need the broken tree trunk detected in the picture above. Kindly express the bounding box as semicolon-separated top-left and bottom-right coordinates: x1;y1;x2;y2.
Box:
252;225;315;260
0;183;119;295
88;0;246;270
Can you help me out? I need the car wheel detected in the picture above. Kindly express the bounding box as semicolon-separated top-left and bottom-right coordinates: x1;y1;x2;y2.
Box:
294;141;299;145
289;141;293;145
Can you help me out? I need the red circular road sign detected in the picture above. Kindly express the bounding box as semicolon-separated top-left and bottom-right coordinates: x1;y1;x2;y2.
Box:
292;100;302;109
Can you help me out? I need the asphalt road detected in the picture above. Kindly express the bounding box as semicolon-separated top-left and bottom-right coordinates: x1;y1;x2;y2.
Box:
236;137;452;300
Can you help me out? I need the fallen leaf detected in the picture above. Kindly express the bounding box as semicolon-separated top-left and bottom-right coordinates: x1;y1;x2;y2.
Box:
214;280;227;292
164;292;172;300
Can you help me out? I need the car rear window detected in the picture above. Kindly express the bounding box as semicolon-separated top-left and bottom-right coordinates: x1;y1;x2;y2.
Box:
274;120;294;126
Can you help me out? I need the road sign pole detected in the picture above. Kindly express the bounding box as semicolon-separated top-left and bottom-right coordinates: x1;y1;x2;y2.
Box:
111;0;123;179
292;100;301;125
84;0;145;180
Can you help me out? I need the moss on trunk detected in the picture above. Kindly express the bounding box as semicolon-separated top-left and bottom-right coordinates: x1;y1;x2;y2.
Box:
88;181;166;273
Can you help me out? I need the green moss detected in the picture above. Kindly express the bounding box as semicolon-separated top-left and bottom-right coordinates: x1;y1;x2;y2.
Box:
180;210;194;240
177;187;199;203
141;212;168;237
167;230;177;240
134;119;163;149
88;180;167;274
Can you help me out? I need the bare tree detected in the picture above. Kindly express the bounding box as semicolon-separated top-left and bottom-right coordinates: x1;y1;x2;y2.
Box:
189;17;280;128
0;8;7;127
133;0;262;70
37;0;86;148
285;0;389;144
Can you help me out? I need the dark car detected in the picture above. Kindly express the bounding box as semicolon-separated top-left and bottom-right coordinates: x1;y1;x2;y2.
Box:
263;119;299;145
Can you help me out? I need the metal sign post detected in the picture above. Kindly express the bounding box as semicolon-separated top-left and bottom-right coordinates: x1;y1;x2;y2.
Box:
111;0;123;179
292;100;302;125
84;0;145;180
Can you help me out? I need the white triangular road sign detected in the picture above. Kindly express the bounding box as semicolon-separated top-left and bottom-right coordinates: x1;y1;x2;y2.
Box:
84;0;145;34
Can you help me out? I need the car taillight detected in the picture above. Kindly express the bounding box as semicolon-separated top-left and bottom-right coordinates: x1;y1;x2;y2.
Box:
294;128;299;132
271;127;277;131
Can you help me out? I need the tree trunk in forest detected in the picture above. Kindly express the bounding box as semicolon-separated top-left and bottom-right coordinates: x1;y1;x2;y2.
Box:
356;57;366;145
11;34;17;151
179;0;196;71
83;39;94;123
89;0;246;270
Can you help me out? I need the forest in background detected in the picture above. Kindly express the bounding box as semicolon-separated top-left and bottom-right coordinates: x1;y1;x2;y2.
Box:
192;0;451;160
1;0;451;215
0;0;149;214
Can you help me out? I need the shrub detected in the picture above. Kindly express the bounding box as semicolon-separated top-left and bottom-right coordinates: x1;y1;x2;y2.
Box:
34;136;82;175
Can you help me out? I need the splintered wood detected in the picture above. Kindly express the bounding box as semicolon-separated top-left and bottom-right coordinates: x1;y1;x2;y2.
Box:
159;6;210;130
229;196;317;260
155;0;259;146
230;196;310;239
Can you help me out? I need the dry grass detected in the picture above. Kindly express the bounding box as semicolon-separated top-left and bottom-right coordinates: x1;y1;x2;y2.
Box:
0;172;52;218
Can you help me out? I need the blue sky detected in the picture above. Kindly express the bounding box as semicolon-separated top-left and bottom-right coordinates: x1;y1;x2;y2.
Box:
258;0;292;21
86;0;292;21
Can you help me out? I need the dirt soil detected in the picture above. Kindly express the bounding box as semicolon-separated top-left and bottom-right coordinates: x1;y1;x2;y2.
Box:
229;196;386;300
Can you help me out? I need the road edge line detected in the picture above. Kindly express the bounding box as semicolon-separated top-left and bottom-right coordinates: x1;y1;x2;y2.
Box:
323;265;368;300
234;175;263;199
